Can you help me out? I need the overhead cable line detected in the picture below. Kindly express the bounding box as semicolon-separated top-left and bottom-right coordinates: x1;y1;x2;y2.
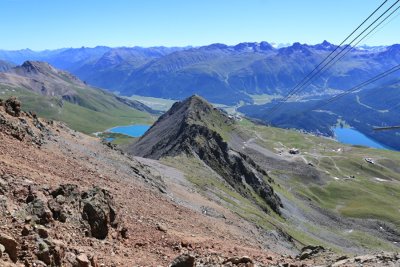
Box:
288;3;400;95
362;6;400;44
324;4;400;71
268;0;400;117
266;0;398;118
307;63;400;112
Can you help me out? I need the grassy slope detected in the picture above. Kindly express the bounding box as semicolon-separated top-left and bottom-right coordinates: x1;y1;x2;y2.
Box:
0;84;155;134
237;119;400;250
129;95;177;112
237;120;400;226
162;117;400;252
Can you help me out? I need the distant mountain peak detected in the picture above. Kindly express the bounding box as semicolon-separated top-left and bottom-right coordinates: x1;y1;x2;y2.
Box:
202;43;229;50
200;42;274;53
259;41;274;50
15;61;85;86
0;60;15;72
313;40;336;50
278;42;311;55
233;42;274;52
0;61;87;97
321;40;332;46
20;60;56;74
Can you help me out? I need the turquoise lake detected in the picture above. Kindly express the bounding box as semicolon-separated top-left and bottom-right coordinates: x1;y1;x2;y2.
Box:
108;125;150;137
333;127;391;150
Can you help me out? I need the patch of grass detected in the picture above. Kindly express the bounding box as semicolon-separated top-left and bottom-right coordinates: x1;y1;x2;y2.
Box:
348;230;399;251
161;155;278;230
129;95;177;111
235;119;400;250
187;104;235;142
247;93;281;105
0;85;155;134
97;132;136;145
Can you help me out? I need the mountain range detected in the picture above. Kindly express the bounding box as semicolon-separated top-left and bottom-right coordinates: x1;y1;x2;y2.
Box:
1;41;399;149
239;77;400;150
1;42;399;105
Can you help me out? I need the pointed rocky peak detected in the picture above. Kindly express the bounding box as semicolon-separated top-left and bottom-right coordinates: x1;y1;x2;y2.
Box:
233;42;264;52
128;95;282;214
278;42;311;56
163;94;230;130
19;61;57;75
12;61;85;86
181;94;214;114
259;41;274;51
314;40;336;50
129;95;234;159
292;42;303;49
162;94;211;117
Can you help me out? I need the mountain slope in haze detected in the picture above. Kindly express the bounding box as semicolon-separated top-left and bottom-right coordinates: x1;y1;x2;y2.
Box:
129;95;282;214
2;42;399;105
0;61;86;97
0;59;15;72
239;78;400;150
0;61;155;133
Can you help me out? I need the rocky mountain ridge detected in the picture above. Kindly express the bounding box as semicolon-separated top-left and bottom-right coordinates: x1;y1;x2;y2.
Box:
0;61;85;97
131;95;284;215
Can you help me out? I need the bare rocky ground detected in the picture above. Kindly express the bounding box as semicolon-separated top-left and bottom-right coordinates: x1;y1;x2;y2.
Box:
0;97;399;266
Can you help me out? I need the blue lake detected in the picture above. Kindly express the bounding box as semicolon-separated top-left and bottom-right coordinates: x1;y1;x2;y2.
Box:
107;125;150;137
333;127;391;150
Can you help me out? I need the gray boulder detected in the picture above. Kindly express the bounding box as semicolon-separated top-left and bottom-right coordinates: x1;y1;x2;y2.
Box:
170;254;195;267
81;187;117;239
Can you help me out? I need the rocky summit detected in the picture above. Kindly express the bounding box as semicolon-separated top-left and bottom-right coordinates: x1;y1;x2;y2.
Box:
129;95;282;214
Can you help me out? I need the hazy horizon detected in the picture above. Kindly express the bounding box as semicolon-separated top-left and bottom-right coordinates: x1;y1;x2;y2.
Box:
1;0;400;50
1;40;399;52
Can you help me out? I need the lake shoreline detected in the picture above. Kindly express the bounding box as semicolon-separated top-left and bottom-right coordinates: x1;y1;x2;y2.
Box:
106;124;151;138
333;127;396;151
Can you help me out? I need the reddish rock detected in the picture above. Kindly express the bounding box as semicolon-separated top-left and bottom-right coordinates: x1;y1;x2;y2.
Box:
77;253;90;267
0;234;18;262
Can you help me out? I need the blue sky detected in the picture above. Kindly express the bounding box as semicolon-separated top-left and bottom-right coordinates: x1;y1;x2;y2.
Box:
0;0;399;50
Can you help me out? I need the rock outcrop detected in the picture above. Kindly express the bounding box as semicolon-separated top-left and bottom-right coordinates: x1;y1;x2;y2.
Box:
4;97;21;117
170;254;195;267
0;97;48;145
81;187;117;239
0;181;118;265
